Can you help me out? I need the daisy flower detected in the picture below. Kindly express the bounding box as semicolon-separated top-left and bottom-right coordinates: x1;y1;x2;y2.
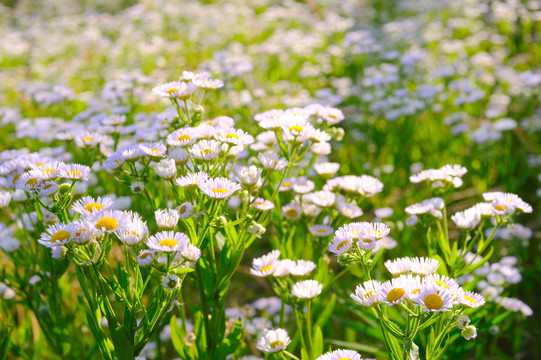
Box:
237;165;262;186
137;250;155;267
290;260;316;276
162;273;181;290
316;349;362;360
310;225;333;237
385;257;412;276
309;191;336;207
272;259;296;277
351;280;382;307
451;209;481;229
166;128;198;147
147;231;189;253
410;257;440;276
251;198;275;211
155;158;177;179
258;152;288;171
328;232;353;255
379;276;411;305
33;161;66;181
199;177;241;199
460;291;485;308
415;283;454;312
291;280;322;300
0;192;12;208
140;142;167;158
15;170;41;191
256;328;291;353
189;139;222;161
36;181;58;197
482;191;532;213
85;210;129;234
117;211;148;246
291;177;315;194
176;202;193;219
102;153;124;171
71;196;114;216
71;221;95;245
181;243;201;262
405;197;445;219
38;222;77;248
313;162;340;178
214;127;254;146
75;132;104;148
369;222;391;239
282;203;302;220
152;81;196;100
175;171;210;188
192;75;224;91
491;199;513;216
250;250;281;277
60;164;91;181
155;209;180;229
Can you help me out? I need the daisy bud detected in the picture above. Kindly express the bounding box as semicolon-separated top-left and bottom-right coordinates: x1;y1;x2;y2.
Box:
131;181;144;194
248;223;266;237
338;252;360;266
57;183;71;196
214;215;227;228
456;315;470;329
193;105;204;114
162;274;181;291
461;325;477;340
51;246;67;259
406;215;418;226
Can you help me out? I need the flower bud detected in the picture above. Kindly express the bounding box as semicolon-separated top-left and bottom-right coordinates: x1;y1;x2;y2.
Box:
461;325;477;340
456;315;470;329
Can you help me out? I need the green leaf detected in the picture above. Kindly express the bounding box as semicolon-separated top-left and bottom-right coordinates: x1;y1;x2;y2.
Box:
403;339;419;360
369;247;385;270
170;316;188;359
313;326;323;359
460;246;494;276
215;318;244;360
0;326;12;360
314;294;336;328
301;347;310;360
426;327;435;359
327;340;388;357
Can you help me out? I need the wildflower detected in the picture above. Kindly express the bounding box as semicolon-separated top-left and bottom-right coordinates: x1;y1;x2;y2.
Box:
313;162;340;178
351;280;382;307
415;283;453;312
130;181;145;194
272;259;295;277
0;192;11;208
214;127;254;146
379;276;410;305
405;197;445;219
71;196;114;216
250;250;280;277
199;177;241;199
85;210;129;235
385;257;412;276
258;152;288;171
291;280;322;300
75;132;104;148
175;171;210;188
155;158;177;179
282;203;302;220
39;223;76;248
181;244;201;262
310;225;333;237
176;202;193;219
189;139;222;161
369;222;391;239
292;177;315;194
410;257;440;276
192;74;224;91
167;128;198;147
317;349;362;360
248;223;266;237
461;325;477;340
60;164;91;181
71;222;95;245
451;208;481;229
309;191;336;207
117;212;148;246
137;250;155;267
162;274;181;291
456;315;471;329
152;81;196;100
290;260;316;276
460;291;485;308
155;209;180;229
482;191;532;213
102;153;124;171
256;328;291;353
328;231;353;255
251;198;275;211
237;165;262;186
140;142;167;158
15;170;41;192
147;231;189;253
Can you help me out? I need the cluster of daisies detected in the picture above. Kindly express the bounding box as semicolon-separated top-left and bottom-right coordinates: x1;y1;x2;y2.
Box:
250;250;323;300
409;164;468;188
36;195;201;289
328;221;391;256
352;257;485;316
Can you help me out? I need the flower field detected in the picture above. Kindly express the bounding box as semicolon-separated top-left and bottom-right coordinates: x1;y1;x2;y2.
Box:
0;0;539;359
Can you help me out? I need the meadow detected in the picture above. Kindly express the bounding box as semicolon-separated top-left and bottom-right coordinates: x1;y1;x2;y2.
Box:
0;0;540;359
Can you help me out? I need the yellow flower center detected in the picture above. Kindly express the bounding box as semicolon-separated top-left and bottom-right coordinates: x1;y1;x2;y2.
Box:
84;203;103;213
225;133;239;140
386;288;405;303
42;168;55;176
67;170;81;177
96;217;119;231
364;290;376;299
43;183;54;190
25;178;38;188
140;252;151;259
177;134;191;142
411;288;421;295
51;230;71;243
336;240;350;251
159;238;178;248
285;209;298;218
212;188;228;194
178;204;187;214
316;229;327;233
463;296;476;306
289;125;303;133
494;205;507;211
269;340;284;349
424;294;443;310
361;237;373;243
282;182;291;187
35;162;45;167
435;280;449;289
261;265;273;272
12;173;21;184
82;136;94;143
166;88;179;95
150;148;160;154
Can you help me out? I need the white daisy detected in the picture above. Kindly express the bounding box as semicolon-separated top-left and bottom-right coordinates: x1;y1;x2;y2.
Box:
155;208;180;229
39;222;76;248
137;250;155;267
147;231;189;253
291;279;322;300
251;198;275;211
282;203;302;220
214;127;254;146
290;260;316;276
162;273;181;290
199;177;241;199
166;128;199;147
85;210;129;235
316;349;362;360
351;280;382;307
460;291;485;308
0;192;12;208
258;152;288;171
250;250;281;277
117;211;148;246
313;162;340;178
181;243;201;262
328;231;353;255
410;257;440;276
379;276;411;306
60;164;91;181
415;283;454;313
71;196;114;216
140;142;167;158
385;257;412;276
256;328;290;353
175;171;210;188
176;202;193;219
152;81;196;100
189;139;222;161
310;225;333;237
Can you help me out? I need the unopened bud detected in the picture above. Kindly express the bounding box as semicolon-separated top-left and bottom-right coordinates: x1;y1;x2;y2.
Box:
461;325;477;340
